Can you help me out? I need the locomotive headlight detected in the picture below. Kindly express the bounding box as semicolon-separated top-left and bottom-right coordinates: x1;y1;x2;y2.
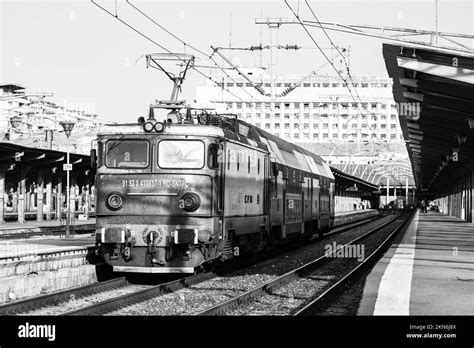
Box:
107;192;125;210
154;121;165;132
143;121;155;132
180;193;201;212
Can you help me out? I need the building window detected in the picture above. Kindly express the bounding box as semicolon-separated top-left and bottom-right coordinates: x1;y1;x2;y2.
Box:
323;133;328;139
284;103;290;109
342;124;348;129
294;102;300;108
313;133;319;138
226;102;233;109
332;83;339;87
313;83;320;87
303;123;309;129
284;133;290;138
390;124;396;129
265;113;271;119
352;124;357;129
265;123;270;129
391;115;397;120
381;115;387;120
236;102;242;109
323;123;328;129
342;134;348;139
264;102;271;109
284;123;290;129
274;113;280;118
256;113;261;118
294;123;299;129
322;83;330;87
275;123;280;129
236;83;243;87
390;134;396;139
294;133;300;139
303;83;311;88
227;83;234;87
381;124;386;129
381;134;387;139
303;103;309;109
246;113;251;119
313;124;318;129
245;103;252;108
332;123;338;129
332;133;338;139
255;103;262;108
256;123;261;128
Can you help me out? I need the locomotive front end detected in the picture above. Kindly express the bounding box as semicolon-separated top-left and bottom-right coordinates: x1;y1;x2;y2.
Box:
94;124;222;273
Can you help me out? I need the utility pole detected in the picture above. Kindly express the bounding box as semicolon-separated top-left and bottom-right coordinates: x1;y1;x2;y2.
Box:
435;0;438;44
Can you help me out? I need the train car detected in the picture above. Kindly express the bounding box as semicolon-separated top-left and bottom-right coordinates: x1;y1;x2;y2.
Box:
92;105;335;273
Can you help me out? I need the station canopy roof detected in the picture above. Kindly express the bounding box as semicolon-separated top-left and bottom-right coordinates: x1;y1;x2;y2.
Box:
0;142;91;175
382;43;474;193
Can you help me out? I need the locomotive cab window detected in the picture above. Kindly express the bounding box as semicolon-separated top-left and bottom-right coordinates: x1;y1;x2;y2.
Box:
105;140;149;168
158;140;204;169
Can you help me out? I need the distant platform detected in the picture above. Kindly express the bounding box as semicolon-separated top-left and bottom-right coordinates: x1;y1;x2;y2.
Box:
334;209;379;226
358;210;474;315
0;218;95;239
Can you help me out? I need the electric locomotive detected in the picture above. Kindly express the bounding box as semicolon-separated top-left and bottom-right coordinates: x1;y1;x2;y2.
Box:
92;53;335;273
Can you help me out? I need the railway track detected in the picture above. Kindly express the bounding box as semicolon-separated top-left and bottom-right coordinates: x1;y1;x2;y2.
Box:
195;212;413;316
0;213;392;316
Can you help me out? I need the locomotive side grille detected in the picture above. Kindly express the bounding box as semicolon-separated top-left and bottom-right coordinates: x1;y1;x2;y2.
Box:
223;230;234;258
255;230;265;251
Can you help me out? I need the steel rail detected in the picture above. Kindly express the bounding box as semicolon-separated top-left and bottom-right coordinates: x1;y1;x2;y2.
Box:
196;214;403;316
294;211;415;315
0;276;128;315
63;271;215;316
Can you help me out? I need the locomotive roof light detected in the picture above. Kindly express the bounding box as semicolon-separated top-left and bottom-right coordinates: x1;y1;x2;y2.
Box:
154;121;165;132
143;121;155;132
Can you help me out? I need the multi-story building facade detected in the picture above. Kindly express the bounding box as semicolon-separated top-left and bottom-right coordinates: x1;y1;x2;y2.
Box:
0;84;105;154
196;69;413;186
196;69;403;144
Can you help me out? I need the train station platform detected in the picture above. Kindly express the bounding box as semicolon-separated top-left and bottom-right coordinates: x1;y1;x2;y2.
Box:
0;234;94;260
333;209;379;226
0;218;95;239
358;210;474;315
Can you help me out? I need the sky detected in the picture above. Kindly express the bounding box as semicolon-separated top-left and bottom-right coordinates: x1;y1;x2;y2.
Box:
1;0;473;123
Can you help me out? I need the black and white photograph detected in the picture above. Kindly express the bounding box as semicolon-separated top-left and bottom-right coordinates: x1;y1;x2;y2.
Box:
0;0;473;346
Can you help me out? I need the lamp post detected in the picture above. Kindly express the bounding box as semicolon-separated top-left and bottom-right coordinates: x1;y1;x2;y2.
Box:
60;121;75;238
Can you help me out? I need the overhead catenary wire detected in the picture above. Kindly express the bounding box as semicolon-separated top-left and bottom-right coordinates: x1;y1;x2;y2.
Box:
304;1;392;151
285;0;390;151
125;0;265;106
91;0;263;111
